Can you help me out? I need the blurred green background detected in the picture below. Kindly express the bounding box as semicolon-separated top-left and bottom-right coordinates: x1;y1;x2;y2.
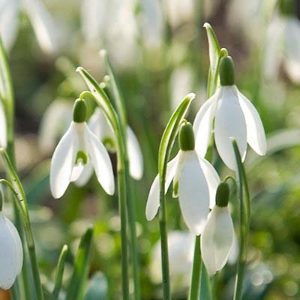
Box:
2;0;300;299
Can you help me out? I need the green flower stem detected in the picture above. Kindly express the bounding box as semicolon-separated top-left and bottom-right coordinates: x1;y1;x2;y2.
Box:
103;54;140;300
188;235;201;300
232;141;251;300
0;151;44;300
159;177;171;300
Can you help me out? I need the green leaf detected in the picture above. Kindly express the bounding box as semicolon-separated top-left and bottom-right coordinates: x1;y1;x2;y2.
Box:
84;272;108;300
66;227;94;300
158;93;195;179
53;245;69;299
101;50;127;126
199;263;212;300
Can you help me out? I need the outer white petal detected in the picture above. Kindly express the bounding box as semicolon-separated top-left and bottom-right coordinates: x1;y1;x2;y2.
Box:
50;123;77;199
214;87;247;170
0;100;7;148
88;108;114;140
84;124;115;195
74;163;94;187
193;93;218;158
177;151;210;235
145;155;179;221
198;157;220;208
0;0;20;51
201;206;234;275
22;0;60;54
127;127;143;180
237;90;267;155
0;213;23;290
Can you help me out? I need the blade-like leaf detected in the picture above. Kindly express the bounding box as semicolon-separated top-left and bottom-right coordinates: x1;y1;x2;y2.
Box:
158;93;195;178
84;272;108;300
53;245;69;299
66;227;94;300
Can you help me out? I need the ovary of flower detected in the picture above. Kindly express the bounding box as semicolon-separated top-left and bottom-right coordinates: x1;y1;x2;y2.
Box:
146;150;220;235
193;86;267;170
201;206;234;276
50;121;115;198
75;108;143;187
0;212;23;290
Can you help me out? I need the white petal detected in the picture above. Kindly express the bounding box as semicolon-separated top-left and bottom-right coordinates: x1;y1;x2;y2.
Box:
74;163;94;187
50;123;77;199
0;100;7;148
193;93;218;158
214;87;247;170
0;213;23;290
145;155;179;221
0;0;19;51
238;90;267;155
22;0;60;54
177;151;210;235
84;124;115;195
88;108;114;140
201;206;234;275
198;157;220;209
126;127;143;180
70;162;85;182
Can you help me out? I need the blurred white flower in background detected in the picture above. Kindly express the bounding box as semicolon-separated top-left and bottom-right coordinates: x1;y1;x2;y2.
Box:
39;99;73;154
0;211;23;290
0;0;63;54
264;13;300;84
150;231;194;291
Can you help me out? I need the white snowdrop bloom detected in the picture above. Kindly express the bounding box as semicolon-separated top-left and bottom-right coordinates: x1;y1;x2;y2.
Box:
50;99;115;198
0;0;61;53
0;211;23;290
146;122;220;235
150;231;194;289
264;1;300;83
0;99;7;148
75;108;143;186
201;182;234;276
194;56;267;170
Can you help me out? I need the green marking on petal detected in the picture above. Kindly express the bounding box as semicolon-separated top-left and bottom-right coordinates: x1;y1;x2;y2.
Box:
76;150;88;165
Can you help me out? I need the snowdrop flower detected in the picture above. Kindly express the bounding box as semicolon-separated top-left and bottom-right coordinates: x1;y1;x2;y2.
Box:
0;0;61;53
150;231;194;289
0;211;23;289
264;0;300;83
50;99;115;198
193;56;267;170
201;182;234;275
146;122;220;235
75;108;143;186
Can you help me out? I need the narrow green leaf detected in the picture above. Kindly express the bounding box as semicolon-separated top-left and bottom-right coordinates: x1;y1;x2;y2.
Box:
84;272;108;300
53;245;69;299
101;50;127;126
158;93;195;178
66;227;94;300
199;263;212;300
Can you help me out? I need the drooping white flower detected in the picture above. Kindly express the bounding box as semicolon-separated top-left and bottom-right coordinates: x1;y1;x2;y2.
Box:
201;182;234;275
0;211;23;290
146;122;220;235
0;0;61;53
150;231;194;290
194;56;267;170
75;108;143;186
50;99;115;198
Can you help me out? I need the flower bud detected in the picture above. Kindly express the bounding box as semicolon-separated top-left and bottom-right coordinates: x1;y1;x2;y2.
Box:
216;182;230;207
179;122;195;151
73;99;87;123
219;56;235;86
